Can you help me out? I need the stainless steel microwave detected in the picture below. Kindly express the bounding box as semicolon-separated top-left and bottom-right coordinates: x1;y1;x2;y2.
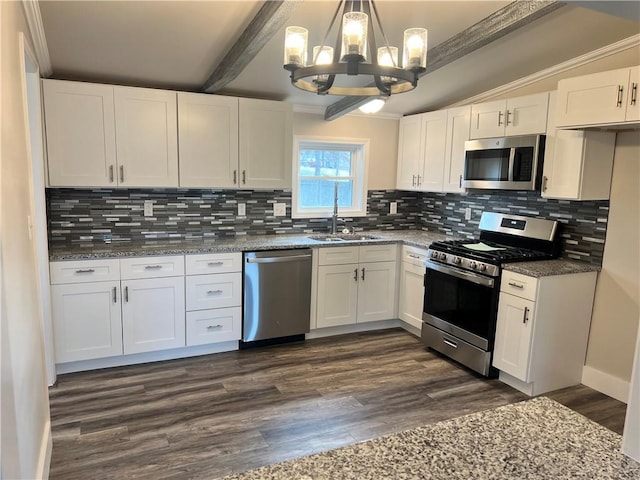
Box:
462;135;545;191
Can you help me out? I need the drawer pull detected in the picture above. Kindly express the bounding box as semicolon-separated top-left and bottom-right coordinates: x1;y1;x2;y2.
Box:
443;338;458;349
523;306;529;324
144;265;163;270
407;254;421;259
75;269;95;274
207;290;223;295
206;325;223;330
508;281;524;289
207;261;224;267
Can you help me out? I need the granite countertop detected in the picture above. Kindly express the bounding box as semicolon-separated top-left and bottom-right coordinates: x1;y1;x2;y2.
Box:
502;259;601;277
48;230;451;261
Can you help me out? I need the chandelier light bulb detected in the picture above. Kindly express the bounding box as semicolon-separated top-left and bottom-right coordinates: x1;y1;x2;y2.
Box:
284;26;308;66
403;28;428;69
341;12;368;59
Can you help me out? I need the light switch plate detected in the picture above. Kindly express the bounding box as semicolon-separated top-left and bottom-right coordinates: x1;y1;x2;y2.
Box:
390;202;397;214
238;203;246;217
144;200;153;217
273;203;286;217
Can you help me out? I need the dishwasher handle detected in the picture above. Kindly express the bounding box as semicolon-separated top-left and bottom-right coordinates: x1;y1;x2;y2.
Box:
246;253;312;264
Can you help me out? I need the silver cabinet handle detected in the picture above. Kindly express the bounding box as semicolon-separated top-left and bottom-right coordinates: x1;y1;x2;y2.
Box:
416;174;422;186
505;109;512;126
144;265;163;270
508;281;524;289
119;165;125;183
542;176;548;192
246;254;311;264
233;170;237;184
207;290;223;295
443;338;458;349
459;174;462;188
109;165;114;183
124;286;129;303
617;85;624;107
353;268;358;282
112;286;117;303
207;261;224;267
242;170;246;184
523;306;529;324
412;174;416;187
408;254;421;259
631;82;638;106
498;110;504;126
207;325;223;330
75;268;95;274
361;267;365;281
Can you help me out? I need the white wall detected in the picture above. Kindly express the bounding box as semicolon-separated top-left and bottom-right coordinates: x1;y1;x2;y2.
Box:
1;2;52;478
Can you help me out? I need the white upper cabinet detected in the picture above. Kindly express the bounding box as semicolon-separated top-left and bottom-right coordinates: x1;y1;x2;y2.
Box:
555;66;640;128
396;114;425;191
43;79;117;187
114;86;179;187
419;110;448;192
470;92;549;139
239;98;293;189
443;106;471;193
177;93;239;188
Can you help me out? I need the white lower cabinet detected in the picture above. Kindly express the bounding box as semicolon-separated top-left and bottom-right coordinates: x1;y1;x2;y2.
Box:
316;245;397;328
493;269;597;396
398;246;427;330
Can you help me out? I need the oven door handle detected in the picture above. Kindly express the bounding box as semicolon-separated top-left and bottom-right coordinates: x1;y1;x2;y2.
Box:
425;260;495;288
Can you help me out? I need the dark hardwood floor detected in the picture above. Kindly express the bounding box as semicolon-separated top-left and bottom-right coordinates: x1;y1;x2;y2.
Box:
48;328;627;480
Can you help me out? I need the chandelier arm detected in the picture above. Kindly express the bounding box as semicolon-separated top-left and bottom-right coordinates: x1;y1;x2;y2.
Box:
373;75;391;96
314;0;344;64
361;0;377;65
370;0;396;67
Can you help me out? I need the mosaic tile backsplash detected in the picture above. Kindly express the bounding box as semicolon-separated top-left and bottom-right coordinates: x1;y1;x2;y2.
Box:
47;188;609;265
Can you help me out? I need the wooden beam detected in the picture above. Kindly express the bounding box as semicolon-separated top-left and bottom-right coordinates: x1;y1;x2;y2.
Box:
201;0;300;93
324;0;565;121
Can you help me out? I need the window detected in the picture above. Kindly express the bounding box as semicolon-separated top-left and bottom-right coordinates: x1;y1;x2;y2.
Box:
292;137;369;218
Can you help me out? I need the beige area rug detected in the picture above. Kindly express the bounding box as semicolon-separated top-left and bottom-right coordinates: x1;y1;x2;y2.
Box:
221;396;640;480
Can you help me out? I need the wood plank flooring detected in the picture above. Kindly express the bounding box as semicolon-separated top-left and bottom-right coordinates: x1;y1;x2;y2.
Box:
48;328;627;480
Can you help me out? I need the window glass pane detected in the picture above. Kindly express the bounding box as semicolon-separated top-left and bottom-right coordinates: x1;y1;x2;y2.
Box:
300;149;353;177
299;179;354;208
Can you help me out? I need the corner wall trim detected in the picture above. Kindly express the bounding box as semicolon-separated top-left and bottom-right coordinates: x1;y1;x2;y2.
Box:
449;33;640;107
21;0;53;77
36;419;52;480
582;365;630;403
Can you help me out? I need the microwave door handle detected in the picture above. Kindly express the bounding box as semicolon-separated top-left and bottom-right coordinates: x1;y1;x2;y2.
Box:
507;147;516;182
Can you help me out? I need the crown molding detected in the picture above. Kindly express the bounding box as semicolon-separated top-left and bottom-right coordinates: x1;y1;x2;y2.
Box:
21;0;52;77
293;103;401;120
448;33;640;107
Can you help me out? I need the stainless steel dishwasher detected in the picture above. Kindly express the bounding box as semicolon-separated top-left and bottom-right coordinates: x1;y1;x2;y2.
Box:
242;249;312;344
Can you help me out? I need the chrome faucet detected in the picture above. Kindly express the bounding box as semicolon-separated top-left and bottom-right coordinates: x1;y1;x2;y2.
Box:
331;181;339;234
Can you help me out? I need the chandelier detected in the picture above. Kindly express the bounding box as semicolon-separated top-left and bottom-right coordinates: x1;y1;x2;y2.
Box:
283;0;427;98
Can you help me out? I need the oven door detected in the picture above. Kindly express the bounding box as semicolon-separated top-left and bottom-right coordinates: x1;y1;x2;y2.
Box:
423;260;498;351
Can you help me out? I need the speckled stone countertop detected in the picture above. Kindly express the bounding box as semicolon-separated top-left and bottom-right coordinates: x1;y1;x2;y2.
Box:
503;259;600;277
48;230;451;261
220;396;640;480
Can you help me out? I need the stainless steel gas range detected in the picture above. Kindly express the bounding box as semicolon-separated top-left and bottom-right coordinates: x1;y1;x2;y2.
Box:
421;212;561;377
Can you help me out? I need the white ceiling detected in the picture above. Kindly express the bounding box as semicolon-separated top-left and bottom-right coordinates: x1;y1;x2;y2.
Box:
38;1;640;117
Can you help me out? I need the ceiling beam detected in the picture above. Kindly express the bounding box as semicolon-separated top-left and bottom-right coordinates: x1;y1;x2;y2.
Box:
324;0;565;121
201;0;299;93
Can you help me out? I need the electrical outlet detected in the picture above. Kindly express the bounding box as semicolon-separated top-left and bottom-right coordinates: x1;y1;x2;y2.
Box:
390;202;397;214
144;200;154;217
273;203;286;217
465;207;472;221
238;203;246;217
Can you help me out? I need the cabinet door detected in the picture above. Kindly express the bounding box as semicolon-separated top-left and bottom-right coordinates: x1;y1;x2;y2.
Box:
316;264;358;328
419;110;448;192
555;68;630;127
542;129;585;199
177;93;239;188
396;114;424;190
238;98;292;189
626;66;640;122
51;281;122;362
43;79;116;187
357;261;397;323
469;99;505;139
443;106;470;193
114;86;179;187
493;292;535;381
122;276;185;354
505;92;548;136
399;261;425;330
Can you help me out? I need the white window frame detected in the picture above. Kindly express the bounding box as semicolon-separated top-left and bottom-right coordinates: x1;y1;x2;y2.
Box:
292;136;370;219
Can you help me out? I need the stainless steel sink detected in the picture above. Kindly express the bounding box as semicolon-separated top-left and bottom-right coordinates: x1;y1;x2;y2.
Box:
307;234;381;242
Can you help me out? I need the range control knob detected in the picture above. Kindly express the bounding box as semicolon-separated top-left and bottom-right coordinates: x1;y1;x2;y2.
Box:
453;257;462;265
469;261;478;270
479;264;487;272
439;253;447;261
430;251;438;259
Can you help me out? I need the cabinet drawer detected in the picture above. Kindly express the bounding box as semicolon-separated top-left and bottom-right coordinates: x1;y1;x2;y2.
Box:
185;252;242;275
120;255;184;279
318;246;360;265
359;244;397;263
50;259;120;284
401;245;427;267
186;272;241;311
501;270;538;301
186;307;241;346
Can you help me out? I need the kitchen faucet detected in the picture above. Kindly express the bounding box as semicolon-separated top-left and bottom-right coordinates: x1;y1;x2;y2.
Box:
331;181;339;234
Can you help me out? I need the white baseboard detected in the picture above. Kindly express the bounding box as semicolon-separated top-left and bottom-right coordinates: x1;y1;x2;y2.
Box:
37;419;52;479
582;365;630;403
